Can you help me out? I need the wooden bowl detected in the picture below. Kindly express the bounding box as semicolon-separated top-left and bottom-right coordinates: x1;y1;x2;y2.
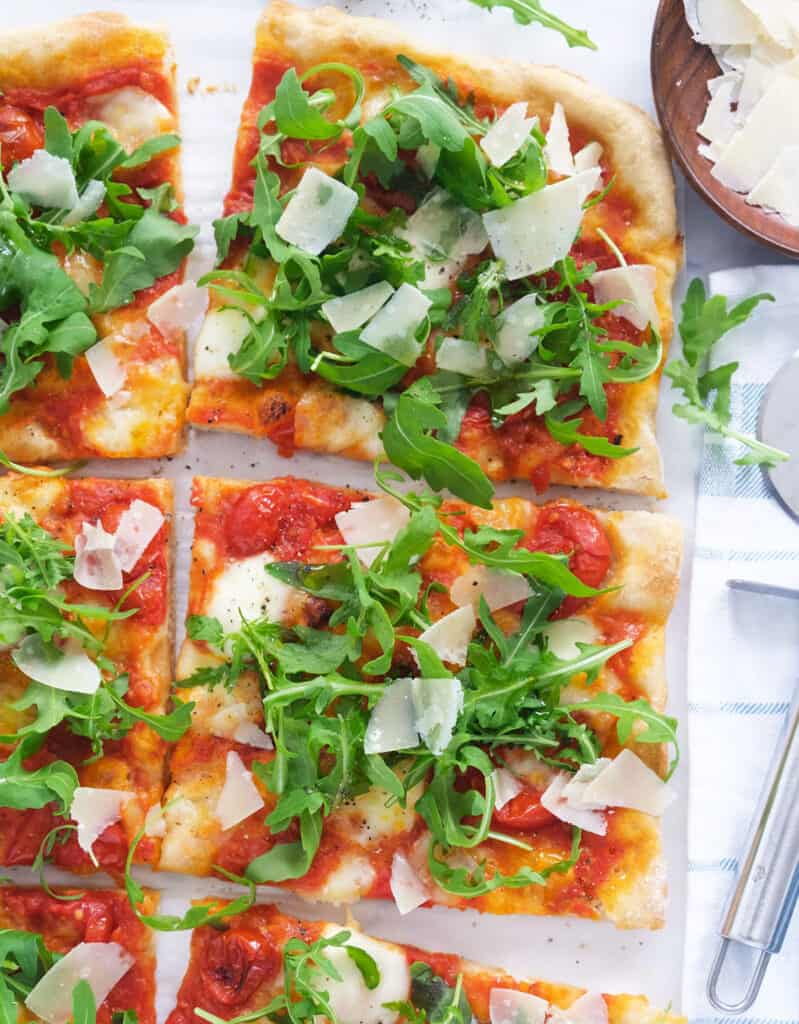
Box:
651;0;799;257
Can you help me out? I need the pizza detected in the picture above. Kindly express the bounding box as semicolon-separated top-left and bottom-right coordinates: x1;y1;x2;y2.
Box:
166;901;685;1024
0;474;181;873
0;885;156;1024
187;0;681;499
162;475;681;929
0;12;197;462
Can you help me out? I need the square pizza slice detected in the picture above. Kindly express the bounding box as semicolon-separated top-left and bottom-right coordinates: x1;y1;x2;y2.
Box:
162;475;681;929
0;474;184;873
0;12;198;462
0;885;157;1024
188;0;681;498
166;901;685;1024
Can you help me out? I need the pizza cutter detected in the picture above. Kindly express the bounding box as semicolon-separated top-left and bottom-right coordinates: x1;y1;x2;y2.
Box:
707;352;799;1013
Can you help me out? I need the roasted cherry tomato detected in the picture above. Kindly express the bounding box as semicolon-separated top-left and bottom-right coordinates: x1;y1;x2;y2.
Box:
201;927;279;1008
492;786;557;831
528;503;611;618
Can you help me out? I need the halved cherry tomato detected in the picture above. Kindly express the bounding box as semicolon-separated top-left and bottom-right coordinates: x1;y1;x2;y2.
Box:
492;786;557;831
528;503;611;618
0;104;44;165
201;927;279;1008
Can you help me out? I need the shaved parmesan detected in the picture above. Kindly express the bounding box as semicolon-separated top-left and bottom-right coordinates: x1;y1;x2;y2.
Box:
148;282;209;339
113;499;164;572
11;636;101;694
322;281;395;334
589;264;659;331
561;759;611;808
747;145;799;224
451;564;531;611
417;143;441;178
25;942;134;1024
335;496;410;568
194;308;252;380
416;605;476;667
233;721;274;750
694;0;762;44
360;283;432;365
85;340;126;398
209;701;251;739
276;167;358;255
435;336;490;378
544;102;575;176
698;75;741;146
216;751;264;830
397;188;488;288
390;852;429;914
206;553;301;635
736;57;772;122
489;988;550;1024
144;803;166;838
542;617;599;661
63;179;106;226
713;74;799;192
574;141;603;174
549;993;609;1024
8;150;79;210
364;678;418;755
483;169;600;280
481;102;537;167
492;767;524;810
582;749;676;816
740;0;795;47
74;520;123;591
541;772;607;835
495;293;544;365
315;926;410;1024
411;677;463;756
71;787;135;864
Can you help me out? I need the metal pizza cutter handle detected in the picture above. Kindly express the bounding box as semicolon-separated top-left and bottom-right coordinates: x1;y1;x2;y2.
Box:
707;352;799;1013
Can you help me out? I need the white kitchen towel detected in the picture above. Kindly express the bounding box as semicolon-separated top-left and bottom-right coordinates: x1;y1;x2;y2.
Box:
683;266;799;1021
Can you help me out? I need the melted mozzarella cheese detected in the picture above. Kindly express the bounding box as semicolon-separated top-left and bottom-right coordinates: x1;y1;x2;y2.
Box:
344;784;419;847
205;553;301;634
87;87;175;150
26;943;134;1024
215;750;264;830
315;858;376;904
316;925;410;1024
193;308;252;379
294;390;385;459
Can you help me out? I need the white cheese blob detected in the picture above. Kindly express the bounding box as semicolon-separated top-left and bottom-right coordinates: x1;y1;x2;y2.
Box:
416;605;477;667
548;993;609;1024
193;308;252;380
206;553;301;634
74;520;123;591
276;167;358;255
71;787;135;864
314;925;410;1024
335;496;410;568
322;281;395;334
148;282;209;340
215;750;264;830
85;340;126;399
542;617;599;661
25;942;134;1024
482;168;601;280
87;87;174;151
436;336;490;378
451;564;532;611
390;851;429;914
747;144;799;224
489;988;550;1024
540;772;607;835
411;677;463;756
544;102;575;176
481;102;538;167
63;179;106;226
397;188;488;288
492;767;524;810
7;150;79;210
590;264;659;331
581;748;676;816
360;283;432;365
494;293;544;365
11;636;101;694
113;499;165;573
364;678;418;755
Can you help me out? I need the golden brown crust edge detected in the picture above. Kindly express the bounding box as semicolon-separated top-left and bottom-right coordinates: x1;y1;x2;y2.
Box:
0;11;170;91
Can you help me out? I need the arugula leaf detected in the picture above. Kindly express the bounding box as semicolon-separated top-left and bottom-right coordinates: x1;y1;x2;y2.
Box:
465;0;597;49
0;927;60;1021
71;979;97;1024
409;964;473;1024
665;278;786;468
545;411;638;458
274;68;342;141
0;735;78;814
381;394;495;508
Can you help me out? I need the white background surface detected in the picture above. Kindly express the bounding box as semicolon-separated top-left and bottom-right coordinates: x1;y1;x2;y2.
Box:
5;0;790;1018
